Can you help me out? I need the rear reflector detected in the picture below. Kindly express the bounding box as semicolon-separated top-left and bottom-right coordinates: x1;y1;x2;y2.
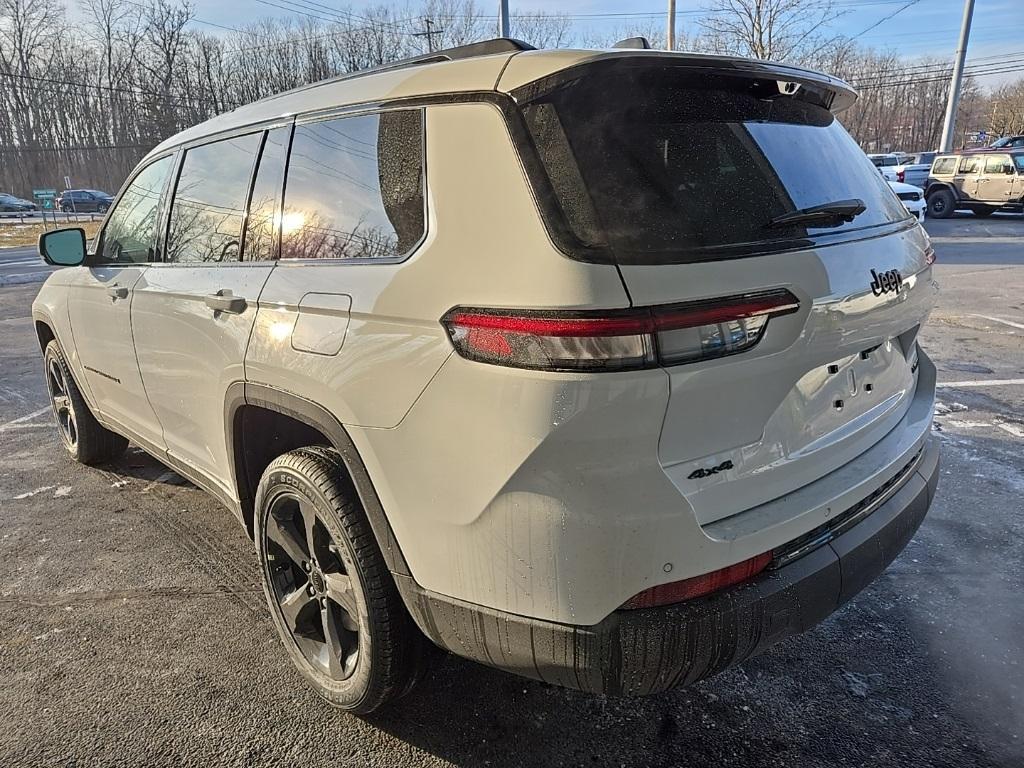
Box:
442;290;799;372
620;552;773;610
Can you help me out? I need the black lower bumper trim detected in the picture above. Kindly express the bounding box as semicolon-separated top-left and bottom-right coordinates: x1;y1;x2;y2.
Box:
395;436;939;696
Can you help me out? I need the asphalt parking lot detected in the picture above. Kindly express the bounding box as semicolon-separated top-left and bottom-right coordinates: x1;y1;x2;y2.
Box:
1;214;1022;767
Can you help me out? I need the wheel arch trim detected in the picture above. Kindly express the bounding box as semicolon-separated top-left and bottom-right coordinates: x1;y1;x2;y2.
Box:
924;181;959;200
225;382;411;577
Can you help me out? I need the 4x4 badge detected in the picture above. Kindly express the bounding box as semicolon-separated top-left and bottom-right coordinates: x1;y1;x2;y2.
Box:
870;268;903;297
688;459;734;480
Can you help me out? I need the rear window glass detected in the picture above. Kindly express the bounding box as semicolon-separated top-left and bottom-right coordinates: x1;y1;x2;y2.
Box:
517;62;908;264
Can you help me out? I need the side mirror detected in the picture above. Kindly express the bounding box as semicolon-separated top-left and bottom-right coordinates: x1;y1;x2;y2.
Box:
1004;164;1015;175
39;227;87;267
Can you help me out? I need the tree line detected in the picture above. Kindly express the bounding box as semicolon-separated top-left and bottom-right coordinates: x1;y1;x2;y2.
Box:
0;0;1020;197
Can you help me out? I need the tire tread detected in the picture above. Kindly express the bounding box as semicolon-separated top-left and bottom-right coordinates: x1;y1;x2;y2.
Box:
257;445;425;712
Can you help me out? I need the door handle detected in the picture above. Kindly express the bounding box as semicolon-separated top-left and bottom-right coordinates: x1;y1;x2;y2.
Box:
205;289;247;314
106;285;128;300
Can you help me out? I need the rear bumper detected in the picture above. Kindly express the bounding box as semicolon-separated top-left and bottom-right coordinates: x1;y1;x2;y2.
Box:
396;435;939;696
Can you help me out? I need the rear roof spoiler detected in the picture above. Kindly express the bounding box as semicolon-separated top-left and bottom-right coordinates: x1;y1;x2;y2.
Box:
499;49;859;113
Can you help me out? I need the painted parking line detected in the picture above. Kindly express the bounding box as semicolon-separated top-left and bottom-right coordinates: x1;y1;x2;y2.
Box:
0;406;50;431
937;379;1024;389
970;314;1024;331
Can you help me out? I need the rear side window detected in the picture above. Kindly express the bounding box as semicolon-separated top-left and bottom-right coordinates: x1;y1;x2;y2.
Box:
280;110;425;261
97;155;173;264
932;156;958;175
165;132;262;263
959;156;982;174
516;61;908;264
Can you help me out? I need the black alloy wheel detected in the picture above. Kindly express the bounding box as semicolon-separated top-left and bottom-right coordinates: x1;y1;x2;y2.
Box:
255;447;427;712
46;355;77;452
264;491;361;680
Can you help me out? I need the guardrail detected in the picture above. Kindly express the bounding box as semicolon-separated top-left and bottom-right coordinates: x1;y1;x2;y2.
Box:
0;211;101;224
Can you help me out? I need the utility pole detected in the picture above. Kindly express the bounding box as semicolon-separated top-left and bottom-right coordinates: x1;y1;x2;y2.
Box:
666;0;676;51
939;0;975;152
413;17;444;53
498;0;510;38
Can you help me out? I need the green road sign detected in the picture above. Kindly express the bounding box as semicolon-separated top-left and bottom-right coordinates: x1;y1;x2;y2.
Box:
32;188;57;199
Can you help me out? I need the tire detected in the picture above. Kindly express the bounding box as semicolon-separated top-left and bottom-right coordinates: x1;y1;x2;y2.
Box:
255;446;427;713
927;188;956;219
98;204;109;213
43;341;128;465
972;206;998;217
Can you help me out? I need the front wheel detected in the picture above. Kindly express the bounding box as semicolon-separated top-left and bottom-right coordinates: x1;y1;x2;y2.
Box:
98;204;109;213
43;341;128;464
255;446;426;713
927;189;956;219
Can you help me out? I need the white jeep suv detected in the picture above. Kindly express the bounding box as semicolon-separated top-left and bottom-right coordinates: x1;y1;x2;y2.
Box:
32;39;940;713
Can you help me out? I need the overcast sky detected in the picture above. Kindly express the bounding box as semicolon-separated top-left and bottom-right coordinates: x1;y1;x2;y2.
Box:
184;0;1021;88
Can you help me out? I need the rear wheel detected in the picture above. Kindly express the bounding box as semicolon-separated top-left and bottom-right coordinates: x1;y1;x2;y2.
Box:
972;206;998;217
43;341;128;464
255;446;426;713
927;189;956;219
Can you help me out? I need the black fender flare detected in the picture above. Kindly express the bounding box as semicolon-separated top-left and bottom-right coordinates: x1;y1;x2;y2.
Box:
924;181;959;201
224;382;411;577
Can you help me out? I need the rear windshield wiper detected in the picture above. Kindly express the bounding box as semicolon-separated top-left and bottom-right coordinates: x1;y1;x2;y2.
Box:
765;199;866;229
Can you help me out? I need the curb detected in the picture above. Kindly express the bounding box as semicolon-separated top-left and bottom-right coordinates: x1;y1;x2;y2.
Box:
0;271;52;287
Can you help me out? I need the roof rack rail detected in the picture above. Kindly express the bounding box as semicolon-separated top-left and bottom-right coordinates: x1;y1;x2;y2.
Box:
263;38;536;104
387;38;536;71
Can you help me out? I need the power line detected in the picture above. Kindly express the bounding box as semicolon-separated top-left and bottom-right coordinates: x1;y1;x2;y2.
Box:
0;143;152;155
858;64;1024;92
411;17;445;53
850;53;1024;85
0;70;237;110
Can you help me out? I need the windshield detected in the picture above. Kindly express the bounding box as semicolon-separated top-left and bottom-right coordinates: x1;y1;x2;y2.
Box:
517;62;908;264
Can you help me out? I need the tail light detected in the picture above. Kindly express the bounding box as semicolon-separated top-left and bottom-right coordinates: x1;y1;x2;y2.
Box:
620;552;773;609
896;169;905;183
441;290;799;372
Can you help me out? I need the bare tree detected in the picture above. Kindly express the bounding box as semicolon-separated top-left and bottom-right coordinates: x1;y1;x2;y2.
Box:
698;0;846;62
0;0;1016;197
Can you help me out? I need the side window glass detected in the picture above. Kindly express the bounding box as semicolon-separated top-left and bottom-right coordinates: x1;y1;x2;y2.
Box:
165;133;262;263
243;126;291;261
984;154;1010;174
281;110;424;261
932;157;956;175
959;156;981;174
97;155;173;264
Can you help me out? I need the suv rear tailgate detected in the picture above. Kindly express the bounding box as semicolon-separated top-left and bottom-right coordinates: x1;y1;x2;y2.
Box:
508;52;937;525
624;226;935;524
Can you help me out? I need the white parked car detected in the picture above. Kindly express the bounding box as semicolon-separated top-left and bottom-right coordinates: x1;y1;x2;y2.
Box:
888;180;926;222
31;39;940;713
